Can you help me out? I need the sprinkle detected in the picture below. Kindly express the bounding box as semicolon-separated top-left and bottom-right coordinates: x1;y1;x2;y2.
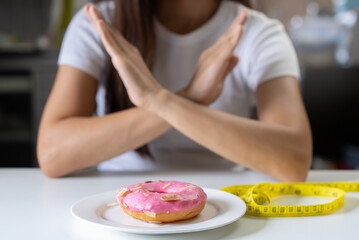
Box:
161;194;180;201
186;184;197;188
144;181;153;183
162;183;171;189
144;211;156;218
158;180;163;183
143;192;149;197
117;187;130;196
122;202;128;208
133;185;142;189
135;190;140;194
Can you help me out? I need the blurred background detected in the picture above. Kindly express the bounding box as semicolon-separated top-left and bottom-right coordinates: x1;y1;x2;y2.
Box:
0;0;358;169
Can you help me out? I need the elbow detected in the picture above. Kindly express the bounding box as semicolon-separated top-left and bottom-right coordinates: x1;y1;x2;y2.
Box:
37;144;67;178
280;133;313;183
37;154;63;179
40;167;63;179
285;157;311;183
280;153;312;183
40;165;65;179
281;169;308;183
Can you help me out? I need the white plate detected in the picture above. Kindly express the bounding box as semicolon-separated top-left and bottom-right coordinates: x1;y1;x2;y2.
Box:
71;188;246;235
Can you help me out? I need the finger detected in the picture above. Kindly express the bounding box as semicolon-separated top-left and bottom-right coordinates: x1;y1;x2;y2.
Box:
84;4;91;20
97;20;124;59
229;24;244;48
220;11;243;41
238;9;248;25
220;55;239;82
228;9;248;35
86;5;134;53
85;5;99;28
85;5;114;36
214;26;242;59
227;55;239;73
218;12;247;56
85;5;104;35
106;25;135;53
85;5;128;53
214;9;247;53
89;5;105;23
226;10;248;45
98;21;127;73
228;14;243;33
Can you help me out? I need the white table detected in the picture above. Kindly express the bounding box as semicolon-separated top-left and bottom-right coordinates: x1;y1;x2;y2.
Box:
1;168;358;240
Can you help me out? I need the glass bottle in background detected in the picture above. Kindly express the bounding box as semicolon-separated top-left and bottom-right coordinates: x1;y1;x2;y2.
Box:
333;0;359;67
48;0;72;48
48;0;90;48
57;0;73;48
288;2;340;68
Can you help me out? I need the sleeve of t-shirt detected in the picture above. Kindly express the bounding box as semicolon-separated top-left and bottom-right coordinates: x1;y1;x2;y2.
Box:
58;5;111;80
246;16;300;91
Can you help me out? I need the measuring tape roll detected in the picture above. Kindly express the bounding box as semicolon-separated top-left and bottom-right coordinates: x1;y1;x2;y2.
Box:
221;182;359;217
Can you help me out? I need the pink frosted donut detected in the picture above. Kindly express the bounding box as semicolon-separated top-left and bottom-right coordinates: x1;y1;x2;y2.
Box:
116;180;207;223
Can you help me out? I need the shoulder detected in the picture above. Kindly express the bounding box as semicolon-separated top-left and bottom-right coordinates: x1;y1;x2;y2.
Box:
225;1;294;60
71;1;115;26
224;2;299;90
225;1;286;41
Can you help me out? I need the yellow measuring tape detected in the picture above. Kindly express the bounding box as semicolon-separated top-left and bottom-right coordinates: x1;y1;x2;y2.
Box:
221;182;359;217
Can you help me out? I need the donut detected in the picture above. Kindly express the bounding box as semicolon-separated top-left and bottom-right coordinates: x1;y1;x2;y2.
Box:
116;180;207;223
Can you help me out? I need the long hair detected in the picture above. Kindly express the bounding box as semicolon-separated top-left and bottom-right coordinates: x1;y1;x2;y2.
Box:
106;0;251;156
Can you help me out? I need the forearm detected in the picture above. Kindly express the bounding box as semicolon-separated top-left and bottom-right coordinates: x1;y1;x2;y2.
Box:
37;107;170;177
148;90;312;182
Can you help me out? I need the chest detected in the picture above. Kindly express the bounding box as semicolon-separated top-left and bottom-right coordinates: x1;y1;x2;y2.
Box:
152;39;253;117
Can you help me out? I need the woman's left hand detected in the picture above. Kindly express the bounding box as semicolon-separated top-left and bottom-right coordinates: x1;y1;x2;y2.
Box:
183;10;247;106
85;5;163;109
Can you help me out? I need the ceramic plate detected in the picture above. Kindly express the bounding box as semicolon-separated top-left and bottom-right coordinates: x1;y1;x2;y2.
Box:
71;188;246;235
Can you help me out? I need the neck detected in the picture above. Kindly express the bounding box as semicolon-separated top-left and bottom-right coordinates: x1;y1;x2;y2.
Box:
156;0;221;34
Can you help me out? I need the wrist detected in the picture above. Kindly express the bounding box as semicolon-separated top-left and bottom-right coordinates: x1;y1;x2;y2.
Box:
177;87;190;98
177;86;200;103
143;88;172;115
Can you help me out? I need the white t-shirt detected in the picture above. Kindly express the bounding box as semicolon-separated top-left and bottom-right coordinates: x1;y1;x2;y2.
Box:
58;0;300;171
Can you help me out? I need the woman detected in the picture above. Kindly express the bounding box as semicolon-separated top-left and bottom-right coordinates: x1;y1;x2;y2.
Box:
37;0;312;181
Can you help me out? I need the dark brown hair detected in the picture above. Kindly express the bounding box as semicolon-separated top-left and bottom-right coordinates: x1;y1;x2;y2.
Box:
106;0;251;156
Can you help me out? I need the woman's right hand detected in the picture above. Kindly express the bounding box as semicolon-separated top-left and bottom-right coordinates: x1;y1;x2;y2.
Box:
183;10;248;106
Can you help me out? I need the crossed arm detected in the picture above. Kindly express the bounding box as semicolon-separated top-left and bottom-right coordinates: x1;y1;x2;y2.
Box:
37;6;312;181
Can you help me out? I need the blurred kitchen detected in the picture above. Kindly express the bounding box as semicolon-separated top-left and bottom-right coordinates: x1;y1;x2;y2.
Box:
0;0;358;169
